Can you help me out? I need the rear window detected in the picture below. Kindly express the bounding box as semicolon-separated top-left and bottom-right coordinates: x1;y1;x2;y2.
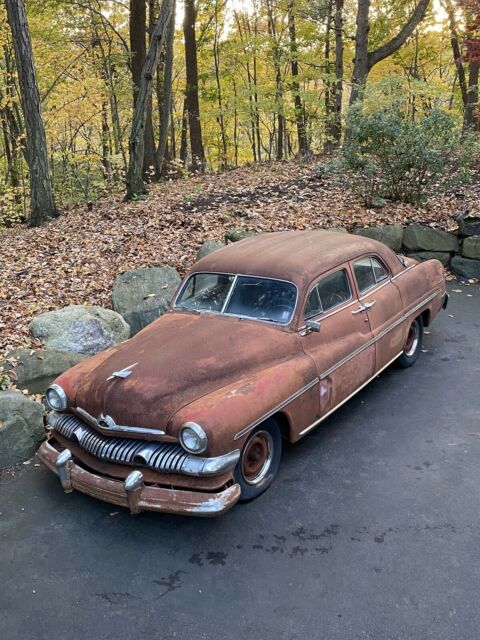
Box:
354;257;388;293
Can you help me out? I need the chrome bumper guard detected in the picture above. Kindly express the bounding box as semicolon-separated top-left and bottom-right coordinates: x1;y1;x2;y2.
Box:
47;412;240;478
39;440;240;516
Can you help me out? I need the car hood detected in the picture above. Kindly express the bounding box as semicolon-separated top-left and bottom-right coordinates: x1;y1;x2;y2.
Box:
61;311;300;432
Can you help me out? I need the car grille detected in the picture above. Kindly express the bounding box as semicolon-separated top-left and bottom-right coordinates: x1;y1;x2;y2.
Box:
49;412;190;474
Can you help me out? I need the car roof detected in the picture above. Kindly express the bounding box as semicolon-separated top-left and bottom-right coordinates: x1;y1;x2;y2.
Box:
192;230;402;291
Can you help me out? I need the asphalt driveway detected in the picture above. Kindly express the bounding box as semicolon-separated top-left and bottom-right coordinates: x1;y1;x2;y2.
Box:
1;281;479;640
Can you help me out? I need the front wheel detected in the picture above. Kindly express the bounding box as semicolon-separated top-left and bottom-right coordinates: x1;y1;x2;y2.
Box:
235;419;282;502
397;316;424;368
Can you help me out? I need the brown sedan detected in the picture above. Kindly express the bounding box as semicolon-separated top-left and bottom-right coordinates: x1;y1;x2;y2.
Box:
39;231;448;516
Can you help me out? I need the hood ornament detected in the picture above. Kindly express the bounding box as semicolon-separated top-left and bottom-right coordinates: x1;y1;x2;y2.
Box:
107;362;138;381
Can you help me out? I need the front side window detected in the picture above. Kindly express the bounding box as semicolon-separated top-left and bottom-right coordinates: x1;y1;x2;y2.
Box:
354;256;389;293
176;273;297;324
304;269;351;320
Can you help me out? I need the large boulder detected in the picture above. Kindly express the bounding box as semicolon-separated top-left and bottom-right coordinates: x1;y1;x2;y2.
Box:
462;236;480;260
224;227;255;243
0;349;87;394
407;252;451;267
196;240;225;261
0;391;45;469
457;213;480;238
30;306;130;356
402;224;458;253
353;224;404;251
451;255;480;280
112;267;181;336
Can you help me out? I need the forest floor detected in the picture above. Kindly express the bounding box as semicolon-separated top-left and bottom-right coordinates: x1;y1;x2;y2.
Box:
0;158;478;356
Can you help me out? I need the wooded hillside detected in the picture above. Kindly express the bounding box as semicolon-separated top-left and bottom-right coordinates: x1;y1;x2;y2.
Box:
0;0;478;226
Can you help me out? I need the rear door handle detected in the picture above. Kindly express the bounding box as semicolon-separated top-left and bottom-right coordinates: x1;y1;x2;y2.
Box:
363;300;376;309
352;304;366;315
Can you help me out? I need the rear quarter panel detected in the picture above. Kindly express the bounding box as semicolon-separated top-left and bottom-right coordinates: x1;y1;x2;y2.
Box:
393;259;446;326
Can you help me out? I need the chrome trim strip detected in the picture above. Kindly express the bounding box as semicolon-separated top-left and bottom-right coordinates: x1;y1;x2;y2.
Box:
392;264;415;280
299;351;404;436
233;377;319;441
234;288;440;441
359;279;390;300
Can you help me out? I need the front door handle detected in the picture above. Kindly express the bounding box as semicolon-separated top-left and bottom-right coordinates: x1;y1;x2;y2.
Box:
363;300;376;309
352;304;366;315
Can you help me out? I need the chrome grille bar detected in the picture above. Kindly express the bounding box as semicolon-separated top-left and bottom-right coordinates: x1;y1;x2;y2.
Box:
47;412;240;478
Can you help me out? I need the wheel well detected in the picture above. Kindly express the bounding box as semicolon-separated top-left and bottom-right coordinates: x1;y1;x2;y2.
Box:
271;412;292;441
421;309;431;327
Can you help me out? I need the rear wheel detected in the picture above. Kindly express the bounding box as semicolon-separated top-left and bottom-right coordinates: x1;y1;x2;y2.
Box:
235;419;282;502
397;316;423;368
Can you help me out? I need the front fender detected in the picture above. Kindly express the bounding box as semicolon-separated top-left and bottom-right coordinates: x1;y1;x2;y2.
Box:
168;354;318;456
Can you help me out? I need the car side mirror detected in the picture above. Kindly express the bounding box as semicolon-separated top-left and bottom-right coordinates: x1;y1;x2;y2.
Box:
305;320;321;333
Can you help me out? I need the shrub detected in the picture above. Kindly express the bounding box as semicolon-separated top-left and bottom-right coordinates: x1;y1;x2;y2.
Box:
322;106;478;205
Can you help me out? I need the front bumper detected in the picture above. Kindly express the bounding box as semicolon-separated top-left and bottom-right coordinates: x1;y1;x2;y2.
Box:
38;440;241;517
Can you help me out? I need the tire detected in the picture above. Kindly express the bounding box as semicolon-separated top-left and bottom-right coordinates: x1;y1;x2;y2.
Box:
397;315;424;368
235;418;282;502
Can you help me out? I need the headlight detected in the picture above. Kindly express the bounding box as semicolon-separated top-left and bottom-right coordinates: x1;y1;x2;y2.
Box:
179;422;207;454
45;384;68;411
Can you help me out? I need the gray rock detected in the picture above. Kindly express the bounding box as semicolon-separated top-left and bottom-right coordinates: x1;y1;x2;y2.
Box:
457;213;480;238
112;267;181;336
0;391;45;469
353;224;404;251
403;224;458;253
451;255;480;280
30;306;130;356
1;349;87;395
407;252;451;267
461;236;480;260
224;227;255;243
196;240;225;261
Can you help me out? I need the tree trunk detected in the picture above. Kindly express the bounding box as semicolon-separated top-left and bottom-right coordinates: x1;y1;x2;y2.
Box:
183;0;206;172
349;0;430;106
180;96;188;166
332;0;344;145
126;0;174;199
465;62;480;130
130;0;156;179
288;0;309;155
5;0;57;226
213;0;228;168
156;1;176;174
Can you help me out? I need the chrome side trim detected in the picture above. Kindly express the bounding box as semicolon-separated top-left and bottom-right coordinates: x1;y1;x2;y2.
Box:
358;279;390;300
234;288;440;441
233;377;319;441
299;351;404;436
392;264;415;280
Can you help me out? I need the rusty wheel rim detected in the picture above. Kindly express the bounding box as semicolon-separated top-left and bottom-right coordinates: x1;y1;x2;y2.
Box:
404;320;420;357
241;430;273;486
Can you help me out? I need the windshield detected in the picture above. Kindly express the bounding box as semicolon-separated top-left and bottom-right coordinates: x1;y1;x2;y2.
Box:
175;273;297;325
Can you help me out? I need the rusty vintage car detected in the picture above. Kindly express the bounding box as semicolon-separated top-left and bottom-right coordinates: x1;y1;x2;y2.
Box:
38;231;448;516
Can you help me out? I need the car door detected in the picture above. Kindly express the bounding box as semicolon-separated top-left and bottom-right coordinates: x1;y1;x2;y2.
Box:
299;265;375;434
352;255;404;372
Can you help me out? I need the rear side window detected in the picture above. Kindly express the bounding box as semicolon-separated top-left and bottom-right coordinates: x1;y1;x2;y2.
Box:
354;257;388;293
304;269;351;319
